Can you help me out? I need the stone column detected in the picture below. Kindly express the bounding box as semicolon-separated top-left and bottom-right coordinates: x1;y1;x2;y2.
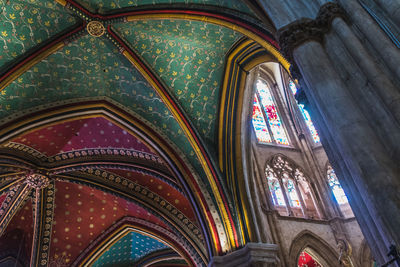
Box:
208;243;279;267
338;0;400;81
298;79;389;263
373;0;400;27
277;3;400;264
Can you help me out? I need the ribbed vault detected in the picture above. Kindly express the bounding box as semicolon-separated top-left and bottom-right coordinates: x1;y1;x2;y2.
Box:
0;0;288;265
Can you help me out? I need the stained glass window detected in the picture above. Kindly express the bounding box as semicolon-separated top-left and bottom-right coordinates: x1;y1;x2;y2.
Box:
298;251;323;267
287;179;301;207
289;81;320;143
327;166;348;205
252;80;289;145
252;95;272;143
268;176;286;206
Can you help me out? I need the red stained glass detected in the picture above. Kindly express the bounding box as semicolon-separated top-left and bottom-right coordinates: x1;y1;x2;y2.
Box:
298;251;323;267
252;95;272;143
256;80;289;145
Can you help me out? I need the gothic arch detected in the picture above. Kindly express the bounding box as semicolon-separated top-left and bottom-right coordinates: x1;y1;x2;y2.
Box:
288;230;339;267
75;216;197;266
0;101;227;261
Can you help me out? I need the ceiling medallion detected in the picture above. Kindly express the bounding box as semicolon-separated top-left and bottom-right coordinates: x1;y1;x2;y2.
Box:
86;21;105;37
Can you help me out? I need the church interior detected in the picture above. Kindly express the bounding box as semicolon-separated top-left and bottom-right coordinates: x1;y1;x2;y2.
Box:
0;0;399;266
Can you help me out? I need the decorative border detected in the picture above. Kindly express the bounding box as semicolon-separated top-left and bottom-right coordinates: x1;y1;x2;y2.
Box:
79;168;202;241
74;217;204;266
0;102;219;257
0;0;294;253
0;183;31;235
30;181;55;266
217;38;276;244
55;170;208;263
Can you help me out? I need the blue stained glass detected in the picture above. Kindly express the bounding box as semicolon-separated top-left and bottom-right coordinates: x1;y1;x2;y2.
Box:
298;104;320;143
327;167;348;205
252;95;272;143
287;179;301;207
267;174;286;206
289;81;320;143
256;80;289;145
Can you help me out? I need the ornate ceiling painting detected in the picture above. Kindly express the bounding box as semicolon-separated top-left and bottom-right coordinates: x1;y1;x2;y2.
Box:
0;0;78;70
0;0;285;265
91;231;169;267
113;19;242;146
75;0;255;17
50;181;171;265
0;199;33;266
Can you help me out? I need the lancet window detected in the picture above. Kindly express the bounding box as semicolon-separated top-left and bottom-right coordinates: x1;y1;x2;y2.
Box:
252;79;289;145
288;80;320;143
327;166;348;205
327;165;354;218
265;155;320;218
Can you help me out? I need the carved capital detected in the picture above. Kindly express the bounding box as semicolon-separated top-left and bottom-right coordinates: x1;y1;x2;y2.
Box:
278;2;347;78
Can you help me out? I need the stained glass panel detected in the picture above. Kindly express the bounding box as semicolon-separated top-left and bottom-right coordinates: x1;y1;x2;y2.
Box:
252;95;272;143
256;80;289;145
267;175;286;206
289;81;320;143
298;251;323;267
287;179;301;207
299;104;320;143
327;167;348;205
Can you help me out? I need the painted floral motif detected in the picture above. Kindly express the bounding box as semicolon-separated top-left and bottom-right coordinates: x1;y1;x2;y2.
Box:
77;0;254;16
114;19;242;144
50;181;168;265
0;34;204;181
0;0;78;68
93;231;168;267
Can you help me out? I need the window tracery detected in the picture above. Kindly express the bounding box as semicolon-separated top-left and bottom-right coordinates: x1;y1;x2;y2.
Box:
265;155;320;218
252;79;289;145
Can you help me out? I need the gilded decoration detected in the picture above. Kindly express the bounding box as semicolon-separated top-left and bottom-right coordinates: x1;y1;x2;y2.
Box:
86;21;105;37
0;0;77;68
114;19;242;144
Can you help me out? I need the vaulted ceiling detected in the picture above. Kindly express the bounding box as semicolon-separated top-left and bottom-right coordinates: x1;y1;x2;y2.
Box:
0;0;285;266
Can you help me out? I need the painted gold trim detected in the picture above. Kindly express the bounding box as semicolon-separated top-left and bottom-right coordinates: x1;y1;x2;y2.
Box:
126;14;290;72
122;51;232;252
54;0;67;6
82;225;192;267
0;104;218;256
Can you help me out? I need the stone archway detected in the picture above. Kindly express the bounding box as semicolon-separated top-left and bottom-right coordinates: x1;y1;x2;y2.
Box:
288;230;339;267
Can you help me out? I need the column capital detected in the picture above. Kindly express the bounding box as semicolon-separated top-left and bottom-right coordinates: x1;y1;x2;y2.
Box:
278;2;347;79
208;243;279;267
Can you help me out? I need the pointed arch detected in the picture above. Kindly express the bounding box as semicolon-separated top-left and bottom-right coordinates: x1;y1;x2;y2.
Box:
0;101;229;259
74;216;196;266
264;154;321;218
288;230;339;267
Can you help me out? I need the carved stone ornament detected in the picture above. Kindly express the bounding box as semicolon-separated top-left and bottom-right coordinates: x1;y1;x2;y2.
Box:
25;173;50;189
277;2;347;76
338;239;354;267
86;21;105;37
